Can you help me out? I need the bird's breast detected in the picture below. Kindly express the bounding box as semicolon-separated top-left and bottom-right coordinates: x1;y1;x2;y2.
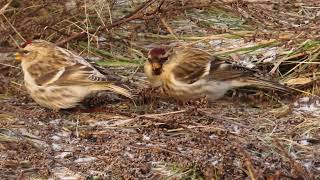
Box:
25;83;90;110
162;75;207;100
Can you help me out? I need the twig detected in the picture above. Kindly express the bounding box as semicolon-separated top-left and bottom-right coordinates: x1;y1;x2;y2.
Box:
0;63;20;69
44;27;71;37
0;0;12;15
140;109;186;119
160;16;178;40
1;14;25;42
56;0;160;46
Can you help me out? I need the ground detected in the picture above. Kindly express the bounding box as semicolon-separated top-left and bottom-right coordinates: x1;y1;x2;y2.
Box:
1;65;319;179
1;0;320;179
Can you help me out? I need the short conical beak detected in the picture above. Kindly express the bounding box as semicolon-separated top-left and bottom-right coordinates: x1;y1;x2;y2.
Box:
151;62;161;71
14;52;22;61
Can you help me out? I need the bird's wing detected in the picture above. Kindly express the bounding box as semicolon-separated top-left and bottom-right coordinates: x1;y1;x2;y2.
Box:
33;46;125;85
208;59;257;81
54;46;107;79
34;63;133;99
166;48;212;84
164;47;258;83
34;63;106;86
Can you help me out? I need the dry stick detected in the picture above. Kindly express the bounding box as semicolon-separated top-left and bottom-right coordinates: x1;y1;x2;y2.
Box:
2;15;25;42
160;16;179;40
44;26;71;37
0;0;12;15
0;63;20;69
56;0;160;46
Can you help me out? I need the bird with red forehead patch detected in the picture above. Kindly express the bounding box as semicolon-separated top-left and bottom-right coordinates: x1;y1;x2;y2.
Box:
148;48;166;59
144;47;172;88
15;39;133;110
144;46;291;102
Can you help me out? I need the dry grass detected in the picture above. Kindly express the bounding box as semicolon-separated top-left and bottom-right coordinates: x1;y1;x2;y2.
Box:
1;0;320;179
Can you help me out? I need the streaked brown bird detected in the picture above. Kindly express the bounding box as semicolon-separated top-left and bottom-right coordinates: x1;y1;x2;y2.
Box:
145;46;290;101
15;40;132;110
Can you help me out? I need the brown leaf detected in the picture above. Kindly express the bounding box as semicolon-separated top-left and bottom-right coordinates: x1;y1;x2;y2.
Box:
285;77;313;85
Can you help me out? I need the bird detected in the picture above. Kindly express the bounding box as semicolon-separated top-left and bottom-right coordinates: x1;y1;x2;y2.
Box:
15;40;132;110
145;46;290;101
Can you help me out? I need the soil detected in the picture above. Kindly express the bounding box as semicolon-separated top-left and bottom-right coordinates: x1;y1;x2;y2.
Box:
0;65;319;179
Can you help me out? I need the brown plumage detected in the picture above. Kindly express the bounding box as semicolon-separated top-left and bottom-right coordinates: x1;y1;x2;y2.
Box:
145;46;290;101
16;40;132;110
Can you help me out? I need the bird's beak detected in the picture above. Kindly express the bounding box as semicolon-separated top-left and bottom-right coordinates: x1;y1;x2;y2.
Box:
151;62;162;71
14;52;22;61
7;52;21;61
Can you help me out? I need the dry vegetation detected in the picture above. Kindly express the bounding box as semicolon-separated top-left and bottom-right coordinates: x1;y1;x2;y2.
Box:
1;0;320;179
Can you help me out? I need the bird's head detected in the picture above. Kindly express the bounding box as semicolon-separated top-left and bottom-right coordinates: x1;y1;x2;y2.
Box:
147;47;170;75
15;40;56;63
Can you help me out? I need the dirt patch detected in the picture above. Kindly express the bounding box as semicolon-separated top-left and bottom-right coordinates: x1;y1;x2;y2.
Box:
0;76;319;179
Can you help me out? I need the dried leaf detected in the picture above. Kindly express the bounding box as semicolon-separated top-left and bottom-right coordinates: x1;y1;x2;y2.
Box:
285;77;312;85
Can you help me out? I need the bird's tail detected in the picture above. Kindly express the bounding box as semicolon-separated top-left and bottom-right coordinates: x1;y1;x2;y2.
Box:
93;83;133;99
108;84;133;99
240;77;292;93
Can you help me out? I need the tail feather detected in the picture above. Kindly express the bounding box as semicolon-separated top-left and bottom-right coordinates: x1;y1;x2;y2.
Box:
106;84;133;99
244;77;292;93
92;83;133;99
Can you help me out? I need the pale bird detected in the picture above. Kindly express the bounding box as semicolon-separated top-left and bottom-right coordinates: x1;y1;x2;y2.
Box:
145;47;290;101
15;40;132;110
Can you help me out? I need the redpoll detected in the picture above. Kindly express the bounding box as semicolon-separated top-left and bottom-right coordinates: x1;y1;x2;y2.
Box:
16;40;132;110
145;47;290;101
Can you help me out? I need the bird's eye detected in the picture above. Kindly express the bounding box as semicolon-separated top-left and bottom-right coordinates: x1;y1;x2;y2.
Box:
22;50;30;55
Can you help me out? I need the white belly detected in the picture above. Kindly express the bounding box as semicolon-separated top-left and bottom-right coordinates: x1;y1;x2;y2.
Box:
25;82;91;110
162;78;208;100
162;76;234;101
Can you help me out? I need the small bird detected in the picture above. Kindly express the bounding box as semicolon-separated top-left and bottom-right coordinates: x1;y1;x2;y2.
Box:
15;40;132;110
145;46;290;101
